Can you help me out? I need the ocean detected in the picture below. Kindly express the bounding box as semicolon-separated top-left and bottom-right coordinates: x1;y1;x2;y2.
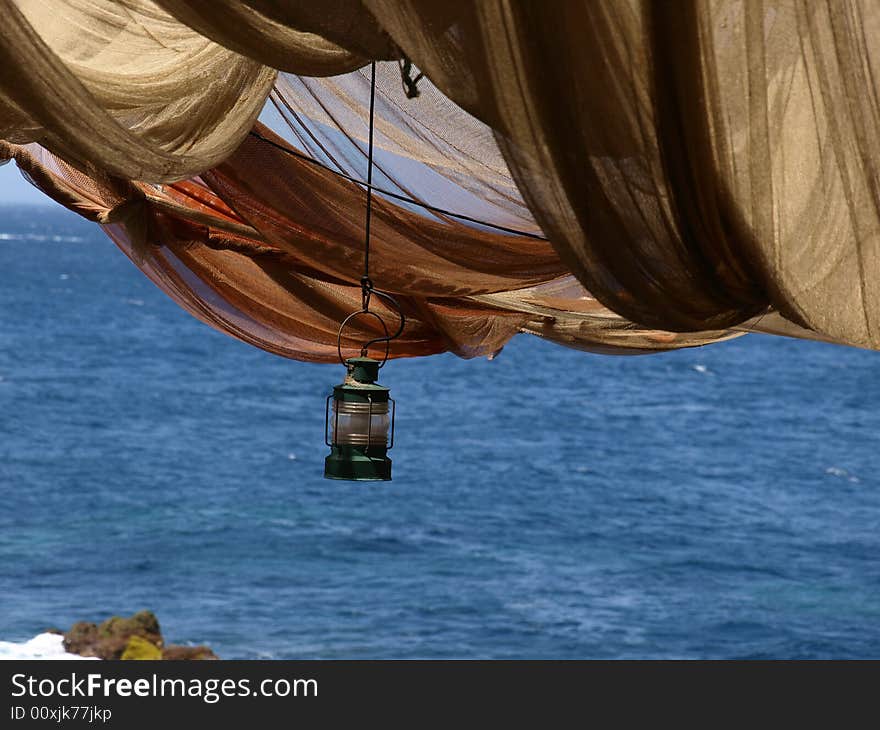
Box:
1;203;879;659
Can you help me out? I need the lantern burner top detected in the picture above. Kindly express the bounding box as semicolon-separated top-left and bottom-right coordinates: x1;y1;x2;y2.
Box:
345;356;381;385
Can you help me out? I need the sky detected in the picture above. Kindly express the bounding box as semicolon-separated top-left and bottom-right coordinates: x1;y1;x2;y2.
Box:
0;160;51;205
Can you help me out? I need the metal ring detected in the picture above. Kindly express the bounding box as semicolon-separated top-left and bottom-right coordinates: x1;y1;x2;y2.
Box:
336;309;390;366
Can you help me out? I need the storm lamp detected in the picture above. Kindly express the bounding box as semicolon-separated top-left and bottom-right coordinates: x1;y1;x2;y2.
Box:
324;356;395;481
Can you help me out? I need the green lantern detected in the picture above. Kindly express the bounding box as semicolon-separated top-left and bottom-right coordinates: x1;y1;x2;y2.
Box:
324;356;395;481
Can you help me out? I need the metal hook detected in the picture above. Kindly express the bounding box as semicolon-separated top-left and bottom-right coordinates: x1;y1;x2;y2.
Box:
360;275;373;311
360;290;406;368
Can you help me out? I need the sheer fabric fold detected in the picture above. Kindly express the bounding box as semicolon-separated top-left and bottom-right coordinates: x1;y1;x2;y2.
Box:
0;0;276;181
364;0;880;349
151;0;397;75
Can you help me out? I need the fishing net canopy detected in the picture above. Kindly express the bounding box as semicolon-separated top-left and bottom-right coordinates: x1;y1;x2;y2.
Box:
1;0;876;361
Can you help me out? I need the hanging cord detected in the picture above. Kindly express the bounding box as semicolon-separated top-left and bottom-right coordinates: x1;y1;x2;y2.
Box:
337;61;405;367
361;59;377;311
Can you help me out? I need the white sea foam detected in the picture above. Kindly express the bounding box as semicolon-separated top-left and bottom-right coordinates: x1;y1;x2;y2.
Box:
825;466;861;483
0;633;98;661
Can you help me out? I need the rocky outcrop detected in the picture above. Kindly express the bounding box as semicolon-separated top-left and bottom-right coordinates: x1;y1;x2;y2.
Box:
161;645;218;661
60;611;217;660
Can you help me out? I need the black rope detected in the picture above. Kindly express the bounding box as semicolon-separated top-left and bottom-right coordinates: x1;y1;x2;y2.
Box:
362;61;377;310
331;61;406;366
247;130;547;241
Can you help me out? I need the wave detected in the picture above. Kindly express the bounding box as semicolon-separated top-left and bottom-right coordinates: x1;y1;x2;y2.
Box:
0;633;98;661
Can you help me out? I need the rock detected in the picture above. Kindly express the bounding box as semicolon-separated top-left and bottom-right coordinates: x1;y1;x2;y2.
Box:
121;635;162;661
61;612;217;660
98;611;163;648
132;610;162;637
62;621;100;657
162;645;219;661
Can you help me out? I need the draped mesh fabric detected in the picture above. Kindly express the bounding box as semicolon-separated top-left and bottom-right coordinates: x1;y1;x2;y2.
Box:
1;1;878;360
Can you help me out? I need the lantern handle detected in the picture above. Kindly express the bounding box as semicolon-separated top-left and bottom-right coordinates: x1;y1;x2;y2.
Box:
336;309;391;367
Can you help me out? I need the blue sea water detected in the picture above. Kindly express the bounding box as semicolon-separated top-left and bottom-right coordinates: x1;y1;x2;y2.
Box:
1;203;879;659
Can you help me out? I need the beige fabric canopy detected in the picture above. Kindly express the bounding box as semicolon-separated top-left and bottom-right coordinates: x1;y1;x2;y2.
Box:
1;0;878;361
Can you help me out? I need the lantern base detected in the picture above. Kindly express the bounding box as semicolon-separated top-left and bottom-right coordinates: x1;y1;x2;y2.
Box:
324;445;392;481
